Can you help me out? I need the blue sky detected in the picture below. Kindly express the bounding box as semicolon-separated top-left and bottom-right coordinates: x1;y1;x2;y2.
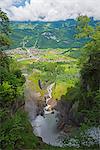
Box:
0;0;100;21
13;0;30;7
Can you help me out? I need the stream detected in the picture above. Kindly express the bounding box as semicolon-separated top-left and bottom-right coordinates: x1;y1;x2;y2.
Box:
31;83;64;146
25;82;100;147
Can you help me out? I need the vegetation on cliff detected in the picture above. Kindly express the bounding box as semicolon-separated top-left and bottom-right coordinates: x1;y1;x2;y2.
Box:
0;10;39;150
0;9;99;150
75;16;100;126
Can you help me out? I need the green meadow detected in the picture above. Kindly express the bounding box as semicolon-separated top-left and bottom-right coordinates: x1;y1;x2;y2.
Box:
11;48;80;100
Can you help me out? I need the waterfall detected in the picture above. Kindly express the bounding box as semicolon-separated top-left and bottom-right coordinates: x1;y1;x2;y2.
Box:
31;83;64;146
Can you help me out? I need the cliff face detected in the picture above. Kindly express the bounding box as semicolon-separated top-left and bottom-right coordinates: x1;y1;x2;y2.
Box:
24;79;46;120
55;100;84;130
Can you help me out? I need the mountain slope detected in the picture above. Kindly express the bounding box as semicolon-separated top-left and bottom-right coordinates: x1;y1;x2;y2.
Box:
9;18;99;49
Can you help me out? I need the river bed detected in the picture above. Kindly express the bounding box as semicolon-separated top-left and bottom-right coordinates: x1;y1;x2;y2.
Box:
30;83;65;146
32;111;64;146
25;82;100;147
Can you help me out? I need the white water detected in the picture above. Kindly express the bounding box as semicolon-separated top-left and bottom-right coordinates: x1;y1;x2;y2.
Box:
31;83;64;146
32;112;63;146
26;83;100;147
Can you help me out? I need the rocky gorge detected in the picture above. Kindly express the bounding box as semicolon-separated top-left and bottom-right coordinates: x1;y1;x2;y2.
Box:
24;78;100;147
24;79;82;146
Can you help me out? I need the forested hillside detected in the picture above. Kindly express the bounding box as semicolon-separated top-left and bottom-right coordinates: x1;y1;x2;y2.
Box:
9;18;99;49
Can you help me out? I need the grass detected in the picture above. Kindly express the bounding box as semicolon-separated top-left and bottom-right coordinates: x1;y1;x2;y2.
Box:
28;71;46;96
14;54;23;59
51;62;79;100
52;79;77;100
18;59;36;69
52;82;68;100
27;60;79;100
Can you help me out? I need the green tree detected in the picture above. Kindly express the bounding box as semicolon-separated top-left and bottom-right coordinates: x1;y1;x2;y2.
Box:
76;16;100;126
0;9;11;50
0;10;39;150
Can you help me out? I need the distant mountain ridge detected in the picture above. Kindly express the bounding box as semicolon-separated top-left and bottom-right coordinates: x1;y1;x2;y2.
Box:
9;18;99;49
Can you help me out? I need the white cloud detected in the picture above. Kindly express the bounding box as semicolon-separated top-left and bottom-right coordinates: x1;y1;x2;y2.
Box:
0;0;100;21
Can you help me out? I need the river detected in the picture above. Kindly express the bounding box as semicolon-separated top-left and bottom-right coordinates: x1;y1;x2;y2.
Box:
25;82;100;147
30;83;64;146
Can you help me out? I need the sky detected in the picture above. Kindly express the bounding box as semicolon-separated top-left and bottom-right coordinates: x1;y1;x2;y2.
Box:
0;0;100;21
